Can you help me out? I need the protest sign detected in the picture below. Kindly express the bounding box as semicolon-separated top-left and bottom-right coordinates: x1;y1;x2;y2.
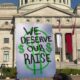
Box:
15;23;56;78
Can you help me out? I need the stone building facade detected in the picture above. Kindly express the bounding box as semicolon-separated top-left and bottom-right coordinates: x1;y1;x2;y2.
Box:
0;0;80;68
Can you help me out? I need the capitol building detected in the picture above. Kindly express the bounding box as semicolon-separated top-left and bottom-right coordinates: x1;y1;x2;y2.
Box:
0;0;80;68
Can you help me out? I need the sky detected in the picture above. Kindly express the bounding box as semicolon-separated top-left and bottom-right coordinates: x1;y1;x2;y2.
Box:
71;0;80;8
0;0;80;9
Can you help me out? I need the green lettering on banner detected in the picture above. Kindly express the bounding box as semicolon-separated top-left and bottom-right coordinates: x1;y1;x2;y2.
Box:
18;27;52;74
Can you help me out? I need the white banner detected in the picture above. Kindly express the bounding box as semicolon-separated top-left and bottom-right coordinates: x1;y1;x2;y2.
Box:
15;23;56;78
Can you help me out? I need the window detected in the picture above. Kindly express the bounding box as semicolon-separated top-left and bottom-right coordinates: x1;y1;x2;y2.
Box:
63;0;65;3
36;19;40;22
4;38;9;43
5;21;8;25
46;19;50;22
59;0;61;3
26;19;30;22
32;0;34;2
54;0;55;3
46;18;51;22
3;51;9;62
47;0;49;1
55;33;62;54
21;0;23;5
25;0;28;3
67;0;68;4
78;49;80;61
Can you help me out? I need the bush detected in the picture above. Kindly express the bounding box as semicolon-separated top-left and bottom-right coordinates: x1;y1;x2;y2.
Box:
1;68;80;79
1;67;16;79
56;69;80;75
74;59;77;64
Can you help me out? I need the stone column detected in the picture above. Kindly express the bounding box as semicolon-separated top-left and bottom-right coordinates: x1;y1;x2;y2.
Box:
72;34;77;61
62;33;66;62
43;0;47;3
63;0;65;3
50;0;53;3
19;0;21;6
25;0;28;4
60;0;63;3
28;0;32;4
23;0;25;5
55;0;58;3
68;0;71;7
65;0;68;5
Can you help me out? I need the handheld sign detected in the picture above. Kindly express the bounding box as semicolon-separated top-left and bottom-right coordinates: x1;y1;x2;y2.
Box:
15;23;56;78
